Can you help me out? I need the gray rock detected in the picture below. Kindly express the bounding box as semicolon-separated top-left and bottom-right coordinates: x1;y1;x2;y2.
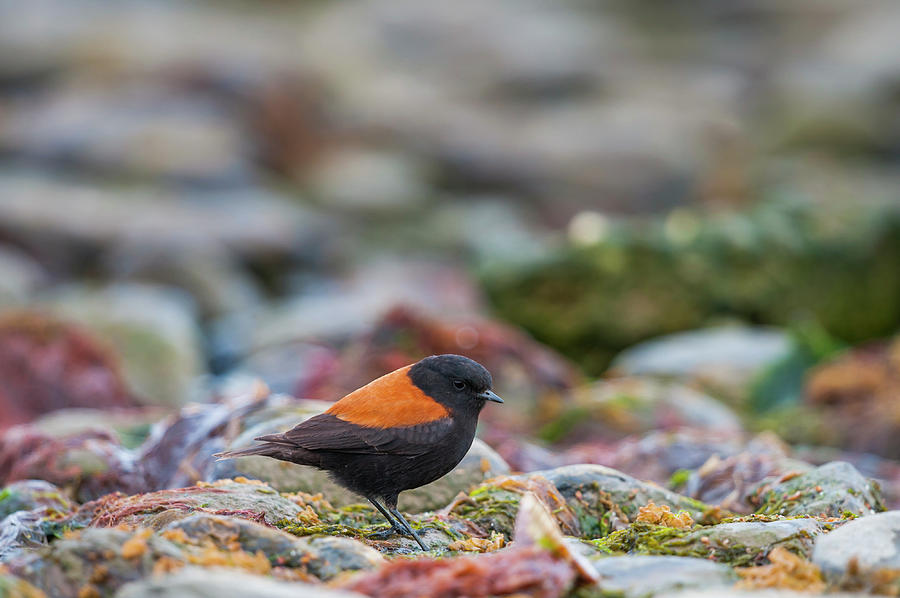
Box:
0;82;251;184
583;555;735;598
813;510;900;578
754;461;883;518
41;282;205;407
165;514;383;580
216;407;509;512
115;567;363;598
566;378;743;440
0;246;45;307
310;148;430;211
612;326;791;378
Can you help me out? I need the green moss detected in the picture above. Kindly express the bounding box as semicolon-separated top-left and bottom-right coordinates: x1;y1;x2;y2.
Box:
668;469;691;490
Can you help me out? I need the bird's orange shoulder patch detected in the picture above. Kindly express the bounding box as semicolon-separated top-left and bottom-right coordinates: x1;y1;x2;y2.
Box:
326;365;449;428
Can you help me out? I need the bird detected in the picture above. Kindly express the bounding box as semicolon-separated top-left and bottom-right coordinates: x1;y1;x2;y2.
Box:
215;354;503;550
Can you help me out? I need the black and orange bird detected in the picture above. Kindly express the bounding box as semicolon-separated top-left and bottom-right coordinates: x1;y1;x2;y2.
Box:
215;354;502;550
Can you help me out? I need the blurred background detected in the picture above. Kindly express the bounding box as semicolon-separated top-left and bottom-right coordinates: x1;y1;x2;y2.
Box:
1;0;900;503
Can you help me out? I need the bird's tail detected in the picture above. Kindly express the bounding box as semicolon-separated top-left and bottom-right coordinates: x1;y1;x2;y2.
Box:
214;443;284;460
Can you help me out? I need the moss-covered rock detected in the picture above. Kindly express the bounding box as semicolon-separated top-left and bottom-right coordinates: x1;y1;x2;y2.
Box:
83;480;306;529
752;461;884;518
483;201;900;374
164;514;383;580
589;517;823;568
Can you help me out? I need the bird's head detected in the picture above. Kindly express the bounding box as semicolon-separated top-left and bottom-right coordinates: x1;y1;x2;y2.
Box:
409;354;503;414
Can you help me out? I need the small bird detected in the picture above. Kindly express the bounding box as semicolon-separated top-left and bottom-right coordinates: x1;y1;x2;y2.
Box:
215;354;502;550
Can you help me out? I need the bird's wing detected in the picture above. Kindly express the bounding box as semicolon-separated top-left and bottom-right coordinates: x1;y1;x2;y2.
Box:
259;413;454;456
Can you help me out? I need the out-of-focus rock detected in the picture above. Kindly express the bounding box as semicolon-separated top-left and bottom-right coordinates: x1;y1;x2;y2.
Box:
0;427;139;503
0;174;324;266
115;567;364;598
803;337;900;458
611;326;791;399
0;247;45;308
0;311;138;428
584;555;735;598
484;201;900;374
310;148;430;211
42;283;205;407
33;408;162;450
0;81;251;184
752;461;884;518
0;480;72;520
813;510;900;579
542;377;741;445
248;262;483;354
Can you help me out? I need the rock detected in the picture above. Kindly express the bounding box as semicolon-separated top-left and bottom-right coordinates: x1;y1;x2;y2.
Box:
0;246;45;307
813;510;900;578
612;326;791;378
544;378;742;444
752;461;884;518
164;514;383;580
310;148;430;211
84;480;306;528
212;402;510;512
533;464;711;536
691;519;823;564
612;327;792;401
0;574;45;598
804;336;900;458
661;591;869;598
42;282;205;407
582;555;735;598
7;527;186;598
0;311;139;428
34;408;162;450
0;480;72;520
115;567;363;598
592;518;822;567
0;427;140;503
248;261;483;352
0;81;251;184
0;510;57;561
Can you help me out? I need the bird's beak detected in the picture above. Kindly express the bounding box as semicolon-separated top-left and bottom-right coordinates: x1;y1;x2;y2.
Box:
478;390;504;403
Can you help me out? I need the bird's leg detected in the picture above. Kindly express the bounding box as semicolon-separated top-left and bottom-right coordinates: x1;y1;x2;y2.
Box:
388;504;429;551
366;497;405;539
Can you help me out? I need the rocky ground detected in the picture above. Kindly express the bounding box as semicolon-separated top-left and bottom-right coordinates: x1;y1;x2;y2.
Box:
2;0;900;596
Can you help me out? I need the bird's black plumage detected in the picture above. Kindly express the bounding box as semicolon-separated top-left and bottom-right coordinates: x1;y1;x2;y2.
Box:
215;354;502;550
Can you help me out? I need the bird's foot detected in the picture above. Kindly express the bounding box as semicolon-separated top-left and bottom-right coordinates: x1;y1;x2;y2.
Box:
367;525;405;540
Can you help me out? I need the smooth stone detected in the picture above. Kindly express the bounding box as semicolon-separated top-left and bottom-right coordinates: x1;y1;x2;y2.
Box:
813;510;900;577
584;555;735;598
41;282;205;407
114;567;364;598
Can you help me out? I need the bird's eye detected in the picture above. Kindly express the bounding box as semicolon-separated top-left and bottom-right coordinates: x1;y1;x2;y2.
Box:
453;380;466;391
